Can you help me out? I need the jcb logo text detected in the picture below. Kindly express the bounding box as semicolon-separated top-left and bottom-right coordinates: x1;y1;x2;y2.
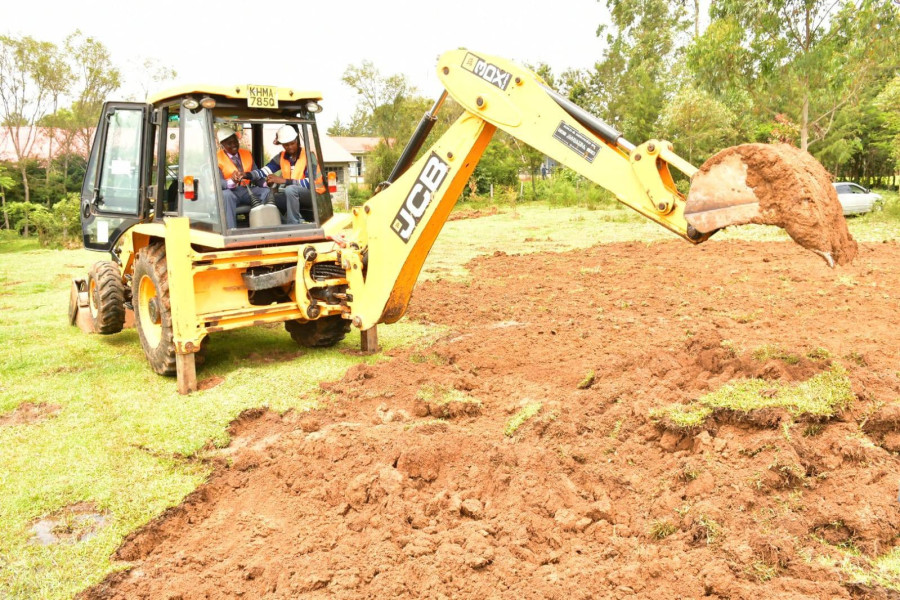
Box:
392;154;449;243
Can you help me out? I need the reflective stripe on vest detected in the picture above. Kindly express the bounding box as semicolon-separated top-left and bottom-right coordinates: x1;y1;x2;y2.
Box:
280;149;326;194
217;148;253;185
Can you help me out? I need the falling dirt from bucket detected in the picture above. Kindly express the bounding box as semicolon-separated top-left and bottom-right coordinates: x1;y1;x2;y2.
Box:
686;143;857;266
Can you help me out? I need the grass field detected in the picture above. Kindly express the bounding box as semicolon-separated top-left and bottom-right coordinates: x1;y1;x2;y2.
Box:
0;193;898;598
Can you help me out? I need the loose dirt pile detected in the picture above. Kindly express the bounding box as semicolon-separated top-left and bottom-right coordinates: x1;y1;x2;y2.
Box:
447;206;501;221
84;240;899;600
0;402;60;427
687;143;858;266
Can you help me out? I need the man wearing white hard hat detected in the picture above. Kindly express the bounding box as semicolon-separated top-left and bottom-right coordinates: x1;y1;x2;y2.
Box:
216;128;270;229
247;124;325;225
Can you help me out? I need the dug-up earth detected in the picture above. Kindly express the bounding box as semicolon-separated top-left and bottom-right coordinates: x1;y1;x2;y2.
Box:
84;239;900;600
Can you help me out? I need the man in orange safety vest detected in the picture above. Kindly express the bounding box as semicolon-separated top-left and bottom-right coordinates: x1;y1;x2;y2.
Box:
216;128;270;229
249;125;324;225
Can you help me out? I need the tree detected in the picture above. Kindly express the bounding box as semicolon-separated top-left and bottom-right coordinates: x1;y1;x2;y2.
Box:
65;31;121;152
659;87;739;163
873;75;900;188
51;192;81;246
588;0;692;141
339;60;448;189
340;61;426;144
694;0;900;151
0;35;69;203
39;108;81;196
6;201;42;236
363;141;400;189
508;136;545;198
470;136;520;196
0;164;16;229
129;57;175;101
327;116;353;137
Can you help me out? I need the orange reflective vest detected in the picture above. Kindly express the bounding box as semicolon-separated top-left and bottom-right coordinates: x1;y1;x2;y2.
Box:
280;149;326;194
217;148;253;186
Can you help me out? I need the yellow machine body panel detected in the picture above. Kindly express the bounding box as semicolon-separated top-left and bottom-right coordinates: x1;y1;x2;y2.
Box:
146;85;322;106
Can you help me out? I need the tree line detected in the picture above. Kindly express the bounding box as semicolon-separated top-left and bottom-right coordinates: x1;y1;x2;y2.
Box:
331;0;900;195
2;1;898;241
0;31;174;239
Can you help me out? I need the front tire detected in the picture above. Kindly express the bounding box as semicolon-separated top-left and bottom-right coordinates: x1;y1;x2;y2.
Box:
285;315;351;347
88;261;125;334
133;244;176;375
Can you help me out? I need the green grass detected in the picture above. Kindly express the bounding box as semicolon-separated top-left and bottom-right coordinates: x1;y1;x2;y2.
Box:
416;383;480;407
504;401;542;437
1;198;898;598
648;518;678;539
841;546;900;592
0;247;431;598
651;365;854;430
751;344;802;365
424;203;681;281
577;370;595;389
0;230;41;254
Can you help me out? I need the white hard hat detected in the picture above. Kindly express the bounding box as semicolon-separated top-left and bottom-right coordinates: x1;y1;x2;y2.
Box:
216;128;238;143
274;125;298;144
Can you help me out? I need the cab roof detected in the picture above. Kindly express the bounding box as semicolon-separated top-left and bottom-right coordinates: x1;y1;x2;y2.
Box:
146;84;323;106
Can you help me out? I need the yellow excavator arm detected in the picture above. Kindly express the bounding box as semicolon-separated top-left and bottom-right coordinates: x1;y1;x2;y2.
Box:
330;49;712;331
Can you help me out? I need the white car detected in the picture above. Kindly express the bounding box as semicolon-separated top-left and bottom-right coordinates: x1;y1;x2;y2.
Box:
833;182;883;216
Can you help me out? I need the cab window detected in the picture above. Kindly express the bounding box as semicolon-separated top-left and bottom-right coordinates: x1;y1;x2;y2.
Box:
97;109;142;214
180;107;221;233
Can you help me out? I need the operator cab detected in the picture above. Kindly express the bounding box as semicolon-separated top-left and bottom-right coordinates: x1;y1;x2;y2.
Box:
80;85;334;252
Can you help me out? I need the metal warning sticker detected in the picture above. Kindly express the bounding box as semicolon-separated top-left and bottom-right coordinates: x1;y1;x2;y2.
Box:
553;121;599;163
461;52;512;90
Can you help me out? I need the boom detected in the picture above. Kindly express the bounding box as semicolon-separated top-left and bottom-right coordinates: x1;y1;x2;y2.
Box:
328;49;710;332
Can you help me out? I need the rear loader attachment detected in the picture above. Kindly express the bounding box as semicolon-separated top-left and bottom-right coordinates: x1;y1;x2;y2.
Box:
684;143;857;267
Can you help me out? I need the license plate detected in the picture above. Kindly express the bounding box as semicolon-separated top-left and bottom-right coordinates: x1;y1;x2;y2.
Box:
247;85;278;108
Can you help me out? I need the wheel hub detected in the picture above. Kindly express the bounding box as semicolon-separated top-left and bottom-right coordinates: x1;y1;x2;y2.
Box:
148;298;161;324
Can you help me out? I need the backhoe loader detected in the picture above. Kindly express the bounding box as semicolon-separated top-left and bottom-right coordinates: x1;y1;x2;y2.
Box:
69;49;852;393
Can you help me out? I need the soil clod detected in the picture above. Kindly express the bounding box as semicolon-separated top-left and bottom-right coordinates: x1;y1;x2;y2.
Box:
687;143;858;266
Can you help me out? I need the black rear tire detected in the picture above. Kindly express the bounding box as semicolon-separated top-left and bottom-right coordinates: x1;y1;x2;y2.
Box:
133;244;176;375
285;315;351;348
88;261;125;334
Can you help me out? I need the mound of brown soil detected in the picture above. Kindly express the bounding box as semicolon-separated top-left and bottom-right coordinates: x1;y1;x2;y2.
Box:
448;205;501;221
687;144;857;266
83;240;899;600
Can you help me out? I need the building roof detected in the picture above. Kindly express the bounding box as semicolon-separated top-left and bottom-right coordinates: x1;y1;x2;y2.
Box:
319;135;357;164
0;127;91;163
0;127;356;166
330;136;393;154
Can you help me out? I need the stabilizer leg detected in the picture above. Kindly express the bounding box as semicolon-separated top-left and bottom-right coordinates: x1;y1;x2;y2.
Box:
176;352;197;395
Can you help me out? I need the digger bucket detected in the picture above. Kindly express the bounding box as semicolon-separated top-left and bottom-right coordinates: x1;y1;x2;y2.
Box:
684;143;857;267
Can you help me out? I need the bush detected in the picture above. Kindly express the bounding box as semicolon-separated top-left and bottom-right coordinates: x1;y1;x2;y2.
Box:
364;142;400;190
522;167;621;210
6;193;81;247
879;189;900;219
471;140;519;194
348;184;372;207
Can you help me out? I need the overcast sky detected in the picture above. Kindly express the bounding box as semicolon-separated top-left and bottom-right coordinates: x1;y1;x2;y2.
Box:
6;0;613;126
